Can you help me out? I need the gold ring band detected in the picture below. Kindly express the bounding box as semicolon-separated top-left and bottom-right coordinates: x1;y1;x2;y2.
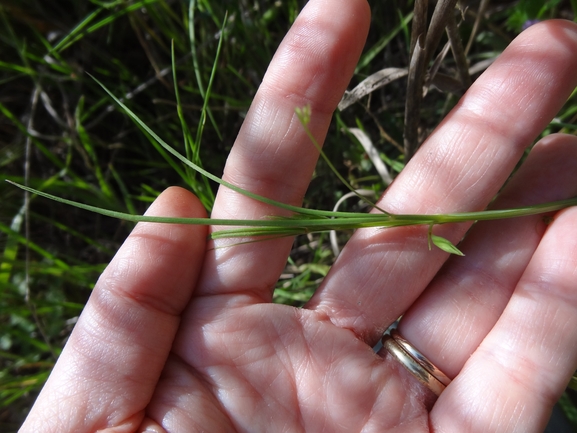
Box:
390;330;451;387
382;331;451;396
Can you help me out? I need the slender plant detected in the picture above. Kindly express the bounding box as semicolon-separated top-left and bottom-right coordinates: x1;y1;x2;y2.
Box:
8;97;577;256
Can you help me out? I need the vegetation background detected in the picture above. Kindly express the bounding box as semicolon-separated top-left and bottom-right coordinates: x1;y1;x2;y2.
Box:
1;0;576;431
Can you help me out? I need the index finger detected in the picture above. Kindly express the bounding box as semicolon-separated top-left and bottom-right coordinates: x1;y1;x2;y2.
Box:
195;0;371;301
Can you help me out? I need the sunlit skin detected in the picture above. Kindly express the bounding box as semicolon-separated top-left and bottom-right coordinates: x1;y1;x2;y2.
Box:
20;1;577;432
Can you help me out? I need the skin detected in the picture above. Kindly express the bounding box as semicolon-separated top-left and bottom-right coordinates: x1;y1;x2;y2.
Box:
19;1;577;432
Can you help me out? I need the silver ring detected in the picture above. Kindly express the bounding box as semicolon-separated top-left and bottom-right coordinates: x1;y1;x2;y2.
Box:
382;331;451;396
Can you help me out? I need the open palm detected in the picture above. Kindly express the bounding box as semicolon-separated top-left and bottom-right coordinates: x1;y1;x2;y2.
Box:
20;1;577;432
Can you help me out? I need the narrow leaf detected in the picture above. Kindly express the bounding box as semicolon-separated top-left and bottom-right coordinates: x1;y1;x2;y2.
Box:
430;235;465;256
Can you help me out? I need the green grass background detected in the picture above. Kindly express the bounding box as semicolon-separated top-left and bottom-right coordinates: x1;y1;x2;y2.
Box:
1;0;577;430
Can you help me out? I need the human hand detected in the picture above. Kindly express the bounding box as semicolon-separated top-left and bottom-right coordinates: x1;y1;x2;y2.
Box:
20;1;577;432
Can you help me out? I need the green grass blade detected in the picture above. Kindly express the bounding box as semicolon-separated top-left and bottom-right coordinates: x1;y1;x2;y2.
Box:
194;10;227;147
88;74;336;218
356;11;414;72
53;0;161;52
187;0;223;142
171;41;215;209
0;205;25;284
74;97;114;200
0;220;70;270
8;180;577;241
51;9;102;53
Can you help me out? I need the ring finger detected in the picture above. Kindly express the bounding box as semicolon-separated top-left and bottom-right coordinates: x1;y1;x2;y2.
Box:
398;133;577;379
432;198;577;432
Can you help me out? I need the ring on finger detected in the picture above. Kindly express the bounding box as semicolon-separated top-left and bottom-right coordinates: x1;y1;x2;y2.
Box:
382;330;451;396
